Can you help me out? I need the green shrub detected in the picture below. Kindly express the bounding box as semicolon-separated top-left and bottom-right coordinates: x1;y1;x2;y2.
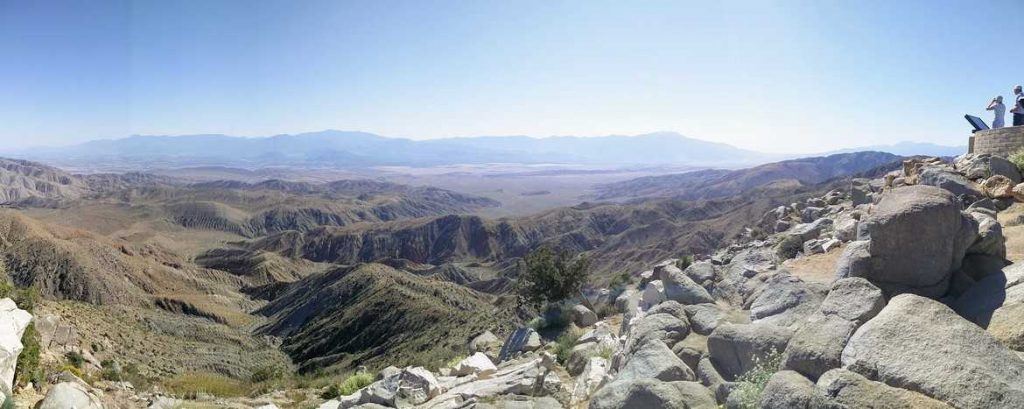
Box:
250;365;285;383
164;372;250;398
15;324;42;387
101;359;122;381
608;272;632;290
774;235;803;261
65;351;86;369
676;255;694;270
1;392;12;409
516;247;590;308
729;349;783;409
553;327;584;365
338;372;373;396
321;371;373;399
1010;148;1024;172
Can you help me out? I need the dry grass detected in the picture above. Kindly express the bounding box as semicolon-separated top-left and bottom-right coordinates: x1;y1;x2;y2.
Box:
163;372;251;398
781;244;845;284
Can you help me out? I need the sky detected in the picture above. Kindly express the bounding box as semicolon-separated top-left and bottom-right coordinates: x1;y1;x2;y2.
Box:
1;0;1022;153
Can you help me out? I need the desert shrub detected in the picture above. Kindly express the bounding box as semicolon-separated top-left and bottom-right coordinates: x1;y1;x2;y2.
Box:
100;359;122;381
553;327;584;365
516;247;590;308
608;271;632;290
164;372;250;398
528;304;572;333
338;372;373;396
1010;148;1024;172
594;302;618;319
443;354;466;369
729;349;783;409
65;351;86;369
250;365;285;383
321;371;373;399
15;323;42;387
121;363;153;391
773;235;803;261
676;255;694;270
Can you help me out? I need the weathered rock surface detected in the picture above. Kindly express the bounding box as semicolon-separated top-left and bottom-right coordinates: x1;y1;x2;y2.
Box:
748;274;826;327
661;266;714;305
571;305;598;327
570;356;608;405
624;312;690;354
842;294;1024;408
38;382;104;409
955;153;1022;183
452;352;497;378
707;323;793;380
470;331;503;362
616;339;695;382
918;166;984;199
816;368;953;409
0;298;31;396
499;328;542;362
683;304;724;335
837;185;977;298
589;379;716;409
759;370;828;409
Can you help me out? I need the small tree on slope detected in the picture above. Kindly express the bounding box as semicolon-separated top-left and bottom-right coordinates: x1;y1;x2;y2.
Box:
516;246;590;309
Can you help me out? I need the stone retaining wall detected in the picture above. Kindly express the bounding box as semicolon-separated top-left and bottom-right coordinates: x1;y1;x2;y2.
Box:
971;126;1024;157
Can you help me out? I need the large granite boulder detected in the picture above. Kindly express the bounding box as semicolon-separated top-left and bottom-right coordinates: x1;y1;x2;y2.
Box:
37;382;104;409
782;278;886;380
841;294;1024;408
589;379;716;409
748;274;826;327
661;266;714;305
835;185;977;298
816;369;953;409
624;312;690;354
0;298;31;396
616;339;695;382
707;323;793;380
759;370;829;409
499;328;542;362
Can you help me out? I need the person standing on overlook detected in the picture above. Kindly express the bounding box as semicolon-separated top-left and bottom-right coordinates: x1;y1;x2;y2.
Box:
1012;85;1024;126
988;96;1006;128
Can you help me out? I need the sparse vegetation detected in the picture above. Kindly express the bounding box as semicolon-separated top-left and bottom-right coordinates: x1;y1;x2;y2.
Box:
250;364;286;383
321;370;373;399
1;392;13;409
164;372;251;398
729;349;783;409
553;326;584;365
516;246;590;308
14;323;42;387
1010;148;1024;173
774;234;803;260
65;351;86;369
676;255;694;270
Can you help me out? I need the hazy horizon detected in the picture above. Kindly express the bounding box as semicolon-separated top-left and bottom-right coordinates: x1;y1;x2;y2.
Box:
3;1;1021;153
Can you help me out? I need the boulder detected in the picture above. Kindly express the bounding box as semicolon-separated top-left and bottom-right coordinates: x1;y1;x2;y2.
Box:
748;274;826;327
1013;183;1024;202
683;304;725;335
816;369;953;409
781;313;858;380
499;328;542;362
707;323;793;380
833;217;860;242
696;356;735;403
818;278;886;324
470;331;503;362
851;179;873;206
684;261;717;288
641;280;666;309
982;175;1016;198
917;166;984;199
0;298;31;396
616;339;695;382
625;312;690;354
759;370;828;409
647;301;688;320
570;357;608;405
954;153;1022;183
452;352;497;378
615;288;640;315
672;338;706;373
589;379;717;409
570;305;598;327
37;382;104;409
838;185;977;298
422;354;558;408
842;294;1024;408
661;267;714;305
967;210;1006;259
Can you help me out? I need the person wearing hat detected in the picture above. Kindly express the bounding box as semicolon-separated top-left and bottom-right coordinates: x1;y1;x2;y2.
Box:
1013;85;1024;126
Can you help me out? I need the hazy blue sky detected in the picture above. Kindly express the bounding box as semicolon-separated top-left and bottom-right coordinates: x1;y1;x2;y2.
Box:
2;0;1022;153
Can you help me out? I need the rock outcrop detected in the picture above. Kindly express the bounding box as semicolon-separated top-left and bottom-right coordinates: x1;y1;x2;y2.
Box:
0;298;31;396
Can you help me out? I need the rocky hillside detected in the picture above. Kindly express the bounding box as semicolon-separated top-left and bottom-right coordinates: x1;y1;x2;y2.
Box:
592;151;901;201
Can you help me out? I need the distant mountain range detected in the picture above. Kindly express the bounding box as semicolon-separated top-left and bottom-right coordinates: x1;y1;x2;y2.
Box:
7;130;967;170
